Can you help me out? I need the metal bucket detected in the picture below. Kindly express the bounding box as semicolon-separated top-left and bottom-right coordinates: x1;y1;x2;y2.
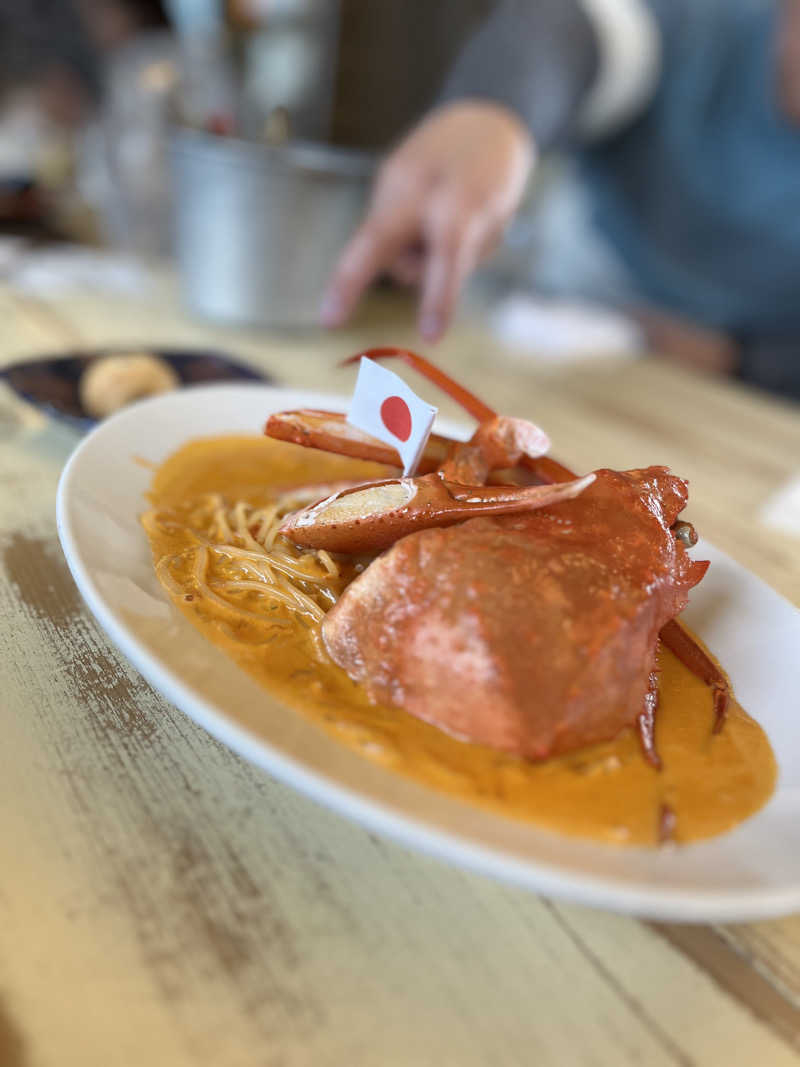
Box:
170;128;373;327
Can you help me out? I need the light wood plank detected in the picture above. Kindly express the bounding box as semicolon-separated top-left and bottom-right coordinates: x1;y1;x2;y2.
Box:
652;923;800;1052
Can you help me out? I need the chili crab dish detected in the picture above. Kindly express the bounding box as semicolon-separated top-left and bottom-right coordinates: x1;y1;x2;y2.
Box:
143;350;776;846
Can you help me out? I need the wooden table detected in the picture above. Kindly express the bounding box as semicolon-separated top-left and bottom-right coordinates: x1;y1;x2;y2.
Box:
1;274;799;1066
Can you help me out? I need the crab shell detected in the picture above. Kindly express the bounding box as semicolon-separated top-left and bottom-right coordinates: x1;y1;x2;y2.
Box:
321;467;707;760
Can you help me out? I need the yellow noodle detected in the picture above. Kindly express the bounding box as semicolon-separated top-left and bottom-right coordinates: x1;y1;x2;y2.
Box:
226;555;277;585
155;554;187;596
263;523;282;550
215;579;319;617
198;578;290;625
208;542;333;585
142;509;184;537
316;549;339;576
151;490;343;630
253;506;279;544
232;500;263;551
285;587;326;622
214;508;233;541
192;545;209;588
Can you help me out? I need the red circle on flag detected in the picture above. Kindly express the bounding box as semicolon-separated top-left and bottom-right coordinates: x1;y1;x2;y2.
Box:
380;396;412;442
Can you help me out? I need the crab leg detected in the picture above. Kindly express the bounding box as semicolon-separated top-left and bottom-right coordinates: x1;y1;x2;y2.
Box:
281;471;596;555
349;348;577;484
265;409;451;472
659;619;731;732
636;669;664;770
344;347;496;422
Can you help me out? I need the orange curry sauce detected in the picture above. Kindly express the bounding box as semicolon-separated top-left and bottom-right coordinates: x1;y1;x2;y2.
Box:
144;435;776;846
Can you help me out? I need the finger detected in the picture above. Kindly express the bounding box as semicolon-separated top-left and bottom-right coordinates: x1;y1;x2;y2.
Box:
479;225;506;260
387;246;425;287
418;204;492;342
320;177;422;326
318;219;398;326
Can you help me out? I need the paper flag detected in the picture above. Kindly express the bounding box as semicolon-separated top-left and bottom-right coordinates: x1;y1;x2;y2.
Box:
347;357;438;475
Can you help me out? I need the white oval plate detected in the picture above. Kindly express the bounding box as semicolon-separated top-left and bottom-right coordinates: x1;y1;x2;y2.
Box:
56;384;800;922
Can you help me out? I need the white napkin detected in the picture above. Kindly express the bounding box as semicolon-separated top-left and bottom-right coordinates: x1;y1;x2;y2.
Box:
488;293;643;362
760;475;800;538
5;245;150;297
0;236;28;275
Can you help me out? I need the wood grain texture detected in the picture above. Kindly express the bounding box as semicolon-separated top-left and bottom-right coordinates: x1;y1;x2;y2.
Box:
651;924;800;1052
1;279;799;1066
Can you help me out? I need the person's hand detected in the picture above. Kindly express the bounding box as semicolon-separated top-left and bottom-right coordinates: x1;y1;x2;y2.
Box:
320;100;535;342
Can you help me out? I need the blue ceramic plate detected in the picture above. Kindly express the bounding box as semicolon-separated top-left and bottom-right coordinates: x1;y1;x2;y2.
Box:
1;348;271;432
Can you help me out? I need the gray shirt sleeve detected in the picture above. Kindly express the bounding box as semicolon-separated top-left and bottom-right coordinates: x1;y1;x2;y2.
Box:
438;0;601;148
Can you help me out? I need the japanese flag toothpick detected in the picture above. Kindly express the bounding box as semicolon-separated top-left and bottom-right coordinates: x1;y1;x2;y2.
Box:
347;357;438;475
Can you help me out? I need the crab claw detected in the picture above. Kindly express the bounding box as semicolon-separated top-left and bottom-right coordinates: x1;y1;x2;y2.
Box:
280;471;596;555
443;415;551;483
475;415;550;462
265;409;450;473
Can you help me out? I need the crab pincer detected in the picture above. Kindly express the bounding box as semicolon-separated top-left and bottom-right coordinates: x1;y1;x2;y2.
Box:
280;471;596;554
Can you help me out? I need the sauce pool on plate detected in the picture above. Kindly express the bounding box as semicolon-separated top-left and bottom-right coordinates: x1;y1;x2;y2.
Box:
143;434;776;847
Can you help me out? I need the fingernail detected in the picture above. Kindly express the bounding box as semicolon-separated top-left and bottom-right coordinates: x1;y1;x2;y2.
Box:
419;312;442;341
319;290;345;327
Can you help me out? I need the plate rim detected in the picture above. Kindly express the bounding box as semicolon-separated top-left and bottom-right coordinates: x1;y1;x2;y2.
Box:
56;382;800;922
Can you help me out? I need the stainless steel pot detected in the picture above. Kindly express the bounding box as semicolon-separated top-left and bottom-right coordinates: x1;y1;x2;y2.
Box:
170;128;373;327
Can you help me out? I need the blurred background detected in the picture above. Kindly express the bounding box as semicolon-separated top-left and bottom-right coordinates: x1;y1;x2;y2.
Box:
1;0;798;404
0;0;498;326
